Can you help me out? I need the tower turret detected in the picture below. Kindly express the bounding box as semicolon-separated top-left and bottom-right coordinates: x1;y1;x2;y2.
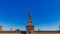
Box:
28;13;32;26
0;25;2;31
59;26;60;31
26;13;34;34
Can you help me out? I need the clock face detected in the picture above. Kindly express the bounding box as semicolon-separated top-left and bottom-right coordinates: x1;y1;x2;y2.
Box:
29;23;31;25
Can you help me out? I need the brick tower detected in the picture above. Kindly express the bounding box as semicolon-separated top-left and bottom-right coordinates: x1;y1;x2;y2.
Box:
26;13;34;34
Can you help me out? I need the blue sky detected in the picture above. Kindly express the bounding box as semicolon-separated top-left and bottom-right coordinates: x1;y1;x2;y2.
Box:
0;0;60;30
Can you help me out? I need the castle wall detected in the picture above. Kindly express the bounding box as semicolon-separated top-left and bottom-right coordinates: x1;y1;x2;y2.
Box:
0;31;21;34
0;33;20;34
34;32;60;34
34;31;60;34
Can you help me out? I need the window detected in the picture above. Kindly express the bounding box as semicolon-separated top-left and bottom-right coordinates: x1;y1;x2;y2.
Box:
29;32;31;34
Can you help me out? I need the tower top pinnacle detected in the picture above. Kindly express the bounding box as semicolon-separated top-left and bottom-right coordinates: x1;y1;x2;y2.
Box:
28;12;32;20
28;12;32;26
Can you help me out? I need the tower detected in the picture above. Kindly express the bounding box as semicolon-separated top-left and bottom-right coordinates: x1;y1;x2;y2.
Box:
26;13;34;34
59;26;60;31
0;25;2;31
10;28;14;31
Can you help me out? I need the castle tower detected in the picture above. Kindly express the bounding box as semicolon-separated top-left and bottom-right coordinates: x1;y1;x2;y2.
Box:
10;28;14;31
26;13;34;34
59;26;60;31
0;25;2;31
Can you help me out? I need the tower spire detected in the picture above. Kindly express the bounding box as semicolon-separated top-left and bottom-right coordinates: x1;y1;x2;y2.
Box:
28;12;32;26
26;13;34;34
28;12;31;20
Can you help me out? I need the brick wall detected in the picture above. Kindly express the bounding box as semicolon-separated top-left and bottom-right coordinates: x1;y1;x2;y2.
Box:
34;31;60;34
0;33;21;34
0;31;21;34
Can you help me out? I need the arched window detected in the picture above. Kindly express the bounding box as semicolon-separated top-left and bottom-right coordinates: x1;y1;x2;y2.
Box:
29;32;31;34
